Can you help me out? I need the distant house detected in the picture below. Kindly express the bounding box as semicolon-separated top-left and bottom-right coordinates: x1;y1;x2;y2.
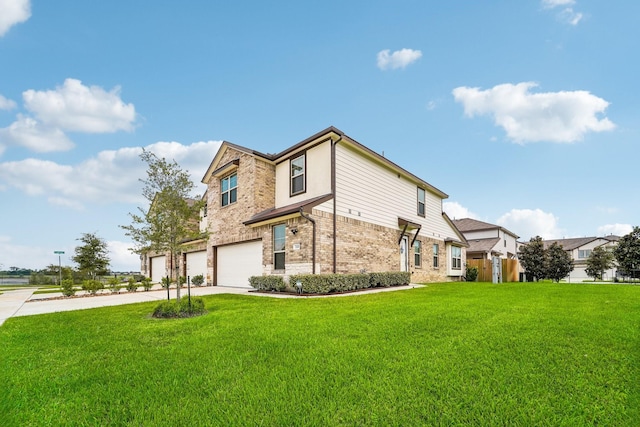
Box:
452;218;520;260
146;126;468;286
542;236;619;282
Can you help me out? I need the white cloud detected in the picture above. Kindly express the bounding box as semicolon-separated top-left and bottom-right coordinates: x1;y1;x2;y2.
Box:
377;48;422;70
542;0;575;8
496;208;563;240
597;223;633;237
0;94;17;110
0;140;222;208
108;240;140;272
542;0;583;26
0;0;31;37
452;82;614;143
23;78;136;133
443;201;479;220
0;114;74;152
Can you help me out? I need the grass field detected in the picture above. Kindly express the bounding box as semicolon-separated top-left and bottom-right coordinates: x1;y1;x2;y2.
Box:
1;282;638;425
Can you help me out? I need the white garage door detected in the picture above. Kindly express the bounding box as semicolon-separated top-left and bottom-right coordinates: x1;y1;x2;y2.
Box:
217;240;263;288
185;251;207;282
150;255;166;283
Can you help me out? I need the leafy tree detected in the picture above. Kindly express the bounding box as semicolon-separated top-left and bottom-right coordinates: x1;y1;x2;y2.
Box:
121;150;205;301
518;236;547;281
614;226;640;279
72;232;111;280
545;242;574;282
585;246;615;281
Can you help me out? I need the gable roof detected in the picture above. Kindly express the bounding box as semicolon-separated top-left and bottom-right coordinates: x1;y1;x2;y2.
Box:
542;236;619;251
466;237;501;254
202;126;449;199
452;218;519;239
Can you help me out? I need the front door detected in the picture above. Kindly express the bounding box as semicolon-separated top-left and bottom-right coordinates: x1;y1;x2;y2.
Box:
400;236;409;272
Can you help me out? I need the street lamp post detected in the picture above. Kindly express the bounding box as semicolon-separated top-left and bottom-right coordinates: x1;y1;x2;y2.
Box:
54;251;64;286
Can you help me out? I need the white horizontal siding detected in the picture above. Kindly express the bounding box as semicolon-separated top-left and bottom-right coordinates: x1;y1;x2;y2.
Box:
335;143;458;240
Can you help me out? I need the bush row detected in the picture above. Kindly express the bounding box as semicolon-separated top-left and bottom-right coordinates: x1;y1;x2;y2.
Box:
249;271;411;294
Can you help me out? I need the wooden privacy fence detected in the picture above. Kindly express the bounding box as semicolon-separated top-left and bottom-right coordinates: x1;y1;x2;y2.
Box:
466;259;520;282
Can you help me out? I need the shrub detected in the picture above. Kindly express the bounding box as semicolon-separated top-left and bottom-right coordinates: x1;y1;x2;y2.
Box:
465;266;479;282
141;277;153;291
152;297;206;318
290;273;371;294
107;277;120;294
60;279;76;297
191;274;204;287
82;279;104;295
369;272;411;288
161;276;172;289
126;277;139;292
249;275;286;292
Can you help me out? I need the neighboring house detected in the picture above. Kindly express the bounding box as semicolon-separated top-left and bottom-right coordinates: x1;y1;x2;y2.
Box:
173;126;467;287
451;218;520;260
542;236;619;282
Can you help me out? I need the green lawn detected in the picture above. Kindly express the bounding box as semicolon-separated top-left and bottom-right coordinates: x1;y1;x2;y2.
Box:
1;283;638;426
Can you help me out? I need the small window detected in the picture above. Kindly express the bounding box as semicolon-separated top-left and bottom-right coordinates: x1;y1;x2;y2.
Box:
414;240;422;267
291;154;305;195
417;188;426;217
504;239;506;247
451;246;462;270
433;244;439;268
578;249;592;259
203;202;208;217
221;173;237;207
273;224;286;270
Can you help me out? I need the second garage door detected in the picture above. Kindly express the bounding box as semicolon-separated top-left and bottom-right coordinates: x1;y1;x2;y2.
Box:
185;250;207;282
150;255;166;283
216;240;263;287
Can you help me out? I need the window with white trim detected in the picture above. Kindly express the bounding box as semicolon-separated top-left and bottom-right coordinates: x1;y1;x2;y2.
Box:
273;224;286;270
451;246;462;270
221;173;237;207
291;154;305;195
578;249;592;259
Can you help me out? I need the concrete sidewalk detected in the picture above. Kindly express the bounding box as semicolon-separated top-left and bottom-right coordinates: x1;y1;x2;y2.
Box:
1;284;423;325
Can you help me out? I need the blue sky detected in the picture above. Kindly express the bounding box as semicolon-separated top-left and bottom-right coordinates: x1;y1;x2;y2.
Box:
1;0;637;272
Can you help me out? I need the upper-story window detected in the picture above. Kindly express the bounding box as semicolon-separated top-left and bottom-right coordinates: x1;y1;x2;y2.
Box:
451;246;462;270
221;173;237;207
417;188;426;217
291;154;306;195
203;202;208;217
578;249;592;259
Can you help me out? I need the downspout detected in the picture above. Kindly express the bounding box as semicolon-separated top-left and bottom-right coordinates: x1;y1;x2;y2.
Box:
299;208;316;274
331;136;342;274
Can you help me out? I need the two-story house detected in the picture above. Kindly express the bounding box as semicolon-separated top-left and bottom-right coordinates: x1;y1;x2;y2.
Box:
452;218;519;260
542;236;619;282
155;127;467;287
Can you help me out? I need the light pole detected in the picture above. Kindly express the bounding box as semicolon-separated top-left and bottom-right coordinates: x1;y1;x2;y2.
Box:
54;251;64;286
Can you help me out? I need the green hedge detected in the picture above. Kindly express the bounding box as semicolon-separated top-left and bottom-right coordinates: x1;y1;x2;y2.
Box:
248;275;286;292
249;272;410;295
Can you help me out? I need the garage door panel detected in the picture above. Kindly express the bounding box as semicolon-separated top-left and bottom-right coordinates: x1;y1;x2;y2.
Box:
150;255;166;283
217;240;262;288
185;251;207;281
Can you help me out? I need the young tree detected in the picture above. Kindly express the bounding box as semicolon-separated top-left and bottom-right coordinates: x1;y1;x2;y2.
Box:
121;150;204;301
545;242;574;282
518;236;546;281
71;232;110;280
585;246;615;281
614;226;640;280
